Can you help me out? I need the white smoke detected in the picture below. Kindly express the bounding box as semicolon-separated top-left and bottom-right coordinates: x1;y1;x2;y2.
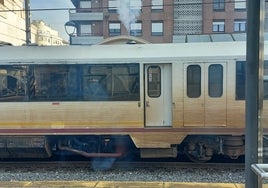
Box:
116;0;141;34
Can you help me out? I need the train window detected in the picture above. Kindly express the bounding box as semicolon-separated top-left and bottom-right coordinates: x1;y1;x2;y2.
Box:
236;61;245;100
187;65;201;98
236;61;268;100
208;64;223;97
85;64;140;101
264;61;268;99
147;66;161;97
0;64;140;102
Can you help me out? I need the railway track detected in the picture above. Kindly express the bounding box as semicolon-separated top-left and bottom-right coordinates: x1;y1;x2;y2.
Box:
0;160;245;171
0;160;245;183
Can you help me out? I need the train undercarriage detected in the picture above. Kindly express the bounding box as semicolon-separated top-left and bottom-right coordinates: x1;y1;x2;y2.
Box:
0;134;245;163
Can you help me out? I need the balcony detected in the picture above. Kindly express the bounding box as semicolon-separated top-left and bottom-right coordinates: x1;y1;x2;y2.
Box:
69;9;103;21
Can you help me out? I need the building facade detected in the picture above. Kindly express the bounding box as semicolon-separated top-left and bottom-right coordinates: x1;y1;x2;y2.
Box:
0;0;66;46
67;0;253;44
203;0;247;34
68;0;174;44
32;20;66;46
0;0;26;45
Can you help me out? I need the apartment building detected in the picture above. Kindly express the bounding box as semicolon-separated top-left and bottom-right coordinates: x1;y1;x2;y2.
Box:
32;20;65;46
0;0;26;45
67;0;252;44
203;0;247;34
0;0;66;46
68;0;173;44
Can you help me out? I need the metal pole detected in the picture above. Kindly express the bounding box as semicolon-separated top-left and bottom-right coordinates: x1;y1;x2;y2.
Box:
25;0;31;45
245;0;265;187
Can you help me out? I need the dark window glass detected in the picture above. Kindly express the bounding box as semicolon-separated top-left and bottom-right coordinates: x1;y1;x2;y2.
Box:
208;64;223;97
0;64;140;102
147;66;161;97
264;61;268;99
236;61;268;100
187;65;201;98
236;61;245;100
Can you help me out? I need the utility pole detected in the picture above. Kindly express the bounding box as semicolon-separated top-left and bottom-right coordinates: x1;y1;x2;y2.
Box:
245;0;265;187
25;0;31;45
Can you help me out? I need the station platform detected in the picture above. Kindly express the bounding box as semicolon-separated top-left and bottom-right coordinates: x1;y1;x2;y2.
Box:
0;181;247;188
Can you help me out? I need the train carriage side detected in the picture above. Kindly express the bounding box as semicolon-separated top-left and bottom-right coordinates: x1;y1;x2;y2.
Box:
0;42;266;161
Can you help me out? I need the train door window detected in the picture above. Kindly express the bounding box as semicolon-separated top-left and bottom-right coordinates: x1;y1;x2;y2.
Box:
187;65;201;98
147;66;161;97
208;64;223;97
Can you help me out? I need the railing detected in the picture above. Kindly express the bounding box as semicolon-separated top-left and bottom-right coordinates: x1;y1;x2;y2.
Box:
251;164;268;188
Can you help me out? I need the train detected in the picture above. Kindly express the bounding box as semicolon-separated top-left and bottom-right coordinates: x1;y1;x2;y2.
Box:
0;37;267;163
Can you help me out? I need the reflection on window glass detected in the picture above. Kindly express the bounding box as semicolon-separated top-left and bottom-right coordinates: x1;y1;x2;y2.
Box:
187;65;201;98
208;64;223;97
147;66;161;97
0;64;140;102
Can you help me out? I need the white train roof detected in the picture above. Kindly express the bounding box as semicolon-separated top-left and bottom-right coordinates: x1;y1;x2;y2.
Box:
0;41;267;64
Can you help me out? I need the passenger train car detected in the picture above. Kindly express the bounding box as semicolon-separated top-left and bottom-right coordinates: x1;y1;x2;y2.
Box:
0;40;267;162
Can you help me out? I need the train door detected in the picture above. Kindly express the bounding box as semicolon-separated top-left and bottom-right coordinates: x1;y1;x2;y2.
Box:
144;64;172;127
183;63;227;127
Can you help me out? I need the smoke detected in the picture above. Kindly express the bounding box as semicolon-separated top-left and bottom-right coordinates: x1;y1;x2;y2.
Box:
116;0;141;34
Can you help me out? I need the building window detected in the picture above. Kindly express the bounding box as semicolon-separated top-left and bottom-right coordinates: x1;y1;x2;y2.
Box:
212;20;225;32
213;0;225;11
130;0;142;10
80;0;91;9
130;22;142;36
108;0;118;13
234;20;246;32
208;64;223;97
234;0;246;10
152;0;163;11
151;21;163;36
109;22;121;36
80;24;92;36
187;65;201;98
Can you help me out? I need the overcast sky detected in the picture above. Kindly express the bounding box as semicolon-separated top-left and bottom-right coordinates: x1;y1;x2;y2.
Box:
30;1;74;41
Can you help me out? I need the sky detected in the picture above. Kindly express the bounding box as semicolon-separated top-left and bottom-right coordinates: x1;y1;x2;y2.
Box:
30;1;74;41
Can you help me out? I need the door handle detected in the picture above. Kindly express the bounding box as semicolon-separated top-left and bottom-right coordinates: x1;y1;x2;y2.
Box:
146;101;150;107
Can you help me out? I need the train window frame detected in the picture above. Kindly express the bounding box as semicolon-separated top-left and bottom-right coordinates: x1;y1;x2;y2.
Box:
147;65;161;98
208;64;223;98
187;65;201;98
